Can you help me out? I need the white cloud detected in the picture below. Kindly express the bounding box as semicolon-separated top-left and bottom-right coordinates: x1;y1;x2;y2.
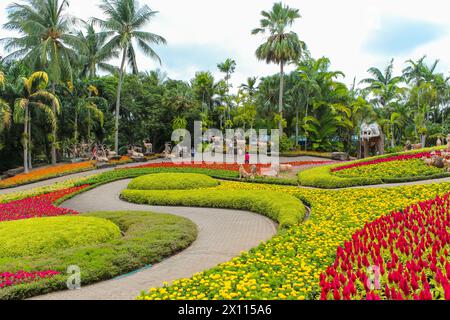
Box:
0;0;449;89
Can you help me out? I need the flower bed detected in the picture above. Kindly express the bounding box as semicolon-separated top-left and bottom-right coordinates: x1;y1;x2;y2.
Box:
0;185;89;221
319;193;450;300
0;271;60;289
0;162;96;189
332;152;439;172
333;159;444;180
139;181;450;300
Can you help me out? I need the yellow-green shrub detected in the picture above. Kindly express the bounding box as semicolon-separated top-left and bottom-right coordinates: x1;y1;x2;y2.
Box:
121;189;305;229
128;173;219;190
0;216;121;258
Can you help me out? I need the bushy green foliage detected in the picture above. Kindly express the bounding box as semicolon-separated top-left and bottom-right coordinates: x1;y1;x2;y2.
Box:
0;211;197;300
298;165;379;189
77;167;239;186
0;216;120;258
128;173;219;190
299;147;449;189
121;189;305;229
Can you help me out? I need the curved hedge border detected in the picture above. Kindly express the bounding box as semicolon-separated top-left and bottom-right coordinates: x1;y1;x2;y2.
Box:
128;173;219;190
299;146;449;189
0;211;197;300
121;189;306;230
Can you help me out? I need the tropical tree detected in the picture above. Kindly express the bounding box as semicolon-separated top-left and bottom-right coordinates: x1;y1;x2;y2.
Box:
78;21;119;79
13;72;60;173
0;71;12;134
239;77;258;97
96;0;167;154
360;59;404;110
66;81;104;141
2;0;82;164
252;2;304;135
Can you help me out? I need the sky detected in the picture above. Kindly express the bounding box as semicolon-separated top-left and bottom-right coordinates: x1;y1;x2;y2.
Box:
0;0;449;90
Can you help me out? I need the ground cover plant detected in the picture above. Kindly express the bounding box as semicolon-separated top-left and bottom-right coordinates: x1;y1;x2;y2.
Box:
0;211;197;300
128;173;220;190
138;180;450;300
299;148;450;189
0;162;96;189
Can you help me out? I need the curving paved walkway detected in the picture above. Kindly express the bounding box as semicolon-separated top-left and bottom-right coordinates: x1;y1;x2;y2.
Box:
32;179;278;300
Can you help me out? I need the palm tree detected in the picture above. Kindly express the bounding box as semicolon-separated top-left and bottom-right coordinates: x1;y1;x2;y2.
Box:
66;81;104;141
13;72;60;173
360;59;404;109
78;21;119;79
239;77;258;97
95;0;167;154
296;57;344;150
0;71;12;134
2;0;82;165
252;2;304;135
217;58;236;121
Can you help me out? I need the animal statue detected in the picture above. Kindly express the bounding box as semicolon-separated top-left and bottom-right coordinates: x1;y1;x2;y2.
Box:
239;165;252;179
279;164;293;173
404;140;423;151
143;139;153;155
447;134;450;150
437;138;442;147
360;122;385;158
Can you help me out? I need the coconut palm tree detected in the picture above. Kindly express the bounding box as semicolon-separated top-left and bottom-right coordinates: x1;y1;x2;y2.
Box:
0;71;12;134
66;81;104;142
360;59;404;110
13;72;60;173
95;0;167;154
252;2;304;135
78;21;119;79
2;0;82;165
239;77;258;97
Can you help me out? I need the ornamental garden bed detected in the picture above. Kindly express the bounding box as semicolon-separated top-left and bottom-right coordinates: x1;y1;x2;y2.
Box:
1;163;449;300
299;148;450;189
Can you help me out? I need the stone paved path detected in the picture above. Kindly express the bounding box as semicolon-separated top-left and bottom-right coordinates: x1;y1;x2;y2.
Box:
32;179;277;300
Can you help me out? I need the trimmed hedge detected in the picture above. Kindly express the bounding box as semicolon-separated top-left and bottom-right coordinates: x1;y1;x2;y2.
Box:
298;165;380;188
0;216;120;258
299;147;449;189
77;167;239;186
128;173;219;190
121;189;306;229
0;211;197;300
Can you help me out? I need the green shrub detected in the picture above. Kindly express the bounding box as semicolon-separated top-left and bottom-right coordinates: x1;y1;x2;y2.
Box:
0;216;120;258
298;165;380;189
128;173;219;190
0;211;197;300
121;189;305;229
77;167;239;186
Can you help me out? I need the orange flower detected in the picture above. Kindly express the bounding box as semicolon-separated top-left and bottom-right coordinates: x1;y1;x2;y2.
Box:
0;162;95;189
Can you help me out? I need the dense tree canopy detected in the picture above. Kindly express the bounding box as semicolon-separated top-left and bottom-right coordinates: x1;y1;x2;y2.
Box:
0;1;449;173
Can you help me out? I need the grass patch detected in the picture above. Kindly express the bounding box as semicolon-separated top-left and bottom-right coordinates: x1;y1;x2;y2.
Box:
0;216;120;258
128;173;219;190
121;189;305;229
0;211;197;300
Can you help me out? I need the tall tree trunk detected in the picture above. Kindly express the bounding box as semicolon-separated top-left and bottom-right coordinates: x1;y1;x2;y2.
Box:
115;47;127;154
74;109;78;142
304;96;309;151
391;124;395;148
295;106;299;146
23;106;29;174
28;110;32;170
278;62;285;136
51;83;57;165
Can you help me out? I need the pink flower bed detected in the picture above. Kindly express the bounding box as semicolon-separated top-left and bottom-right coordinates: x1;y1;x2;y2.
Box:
320;193;450;300
0;270;60;288
0;185;89;222
332;152;439;172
